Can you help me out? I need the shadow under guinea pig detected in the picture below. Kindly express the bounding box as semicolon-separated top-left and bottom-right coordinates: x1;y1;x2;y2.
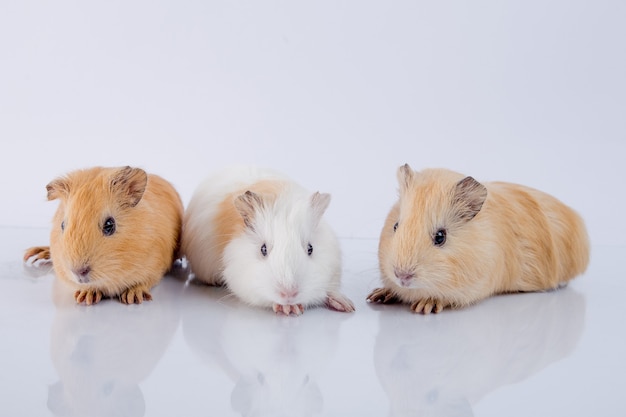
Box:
372;288;586;417
47;275;184;417
181;279;352;417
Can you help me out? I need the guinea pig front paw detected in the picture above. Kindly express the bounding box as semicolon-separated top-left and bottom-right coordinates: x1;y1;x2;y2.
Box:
119;285;153;304
74;289;104;305
410;298;444;314
366;287;402;304
325;291;355;312
23;246;52;266
272;303;304;316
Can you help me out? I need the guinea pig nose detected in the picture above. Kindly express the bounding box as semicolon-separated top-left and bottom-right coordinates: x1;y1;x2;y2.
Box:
279;287;299;299
394;268;415;287
72;265;91;283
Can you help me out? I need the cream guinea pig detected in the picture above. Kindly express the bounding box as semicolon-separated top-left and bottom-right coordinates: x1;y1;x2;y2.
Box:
367;164;590;314
181;166;354;316
24;166;183;305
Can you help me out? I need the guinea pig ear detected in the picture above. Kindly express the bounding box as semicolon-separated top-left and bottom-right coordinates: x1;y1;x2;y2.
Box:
397;164;415;195
234;190;264;230
110;166;148;208
453;176;488;221
45;178;70;201
310;192;331;225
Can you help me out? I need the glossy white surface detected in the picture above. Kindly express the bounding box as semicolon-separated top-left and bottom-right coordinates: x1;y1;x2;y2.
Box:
1;227;622;416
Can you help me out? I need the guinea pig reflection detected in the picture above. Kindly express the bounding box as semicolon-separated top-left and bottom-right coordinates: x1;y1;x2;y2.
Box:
182;282;349;417
47;277;183;417
373;289;585;417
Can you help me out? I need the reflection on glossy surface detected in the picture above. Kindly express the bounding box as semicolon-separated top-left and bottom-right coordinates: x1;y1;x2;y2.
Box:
47;276;183;417
3;229;623;416
182;279;350;417
373;288;585;416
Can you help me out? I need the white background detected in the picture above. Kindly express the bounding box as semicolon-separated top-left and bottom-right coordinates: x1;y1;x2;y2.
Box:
1;0;624;245
1;3;625;415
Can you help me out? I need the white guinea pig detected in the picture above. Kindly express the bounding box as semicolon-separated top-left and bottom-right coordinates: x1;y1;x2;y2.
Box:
181;166;354;316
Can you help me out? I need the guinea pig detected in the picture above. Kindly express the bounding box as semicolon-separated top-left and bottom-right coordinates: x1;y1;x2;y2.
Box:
367;164;590;314
23;166;183;305
181;166;354;316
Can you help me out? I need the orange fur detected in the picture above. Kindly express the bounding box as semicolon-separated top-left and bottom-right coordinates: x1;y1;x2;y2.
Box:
370;166;590;314
211;197;246;277
191;179;287;284
25;166;183;305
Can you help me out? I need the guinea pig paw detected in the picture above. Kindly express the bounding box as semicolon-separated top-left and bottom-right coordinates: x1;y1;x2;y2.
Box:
272;303;304;316
23;246;52;266
119;285;153;304
410;298;444;314
325;292;355;312
366;287;401;304
74;289;103;306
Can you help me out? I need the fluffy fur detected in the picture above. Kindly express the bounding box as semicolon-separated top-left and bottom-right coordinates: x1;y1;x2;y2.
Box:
24;166;183;305
368;165;590;314
181;166;354;315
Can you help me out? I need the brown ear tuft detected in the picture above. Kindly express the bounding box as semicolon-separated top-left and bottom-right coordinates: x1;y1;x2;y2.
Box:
397;164;414;195
111;166;148;208
234;190;264;230
453;176;487;221
46;178;70;201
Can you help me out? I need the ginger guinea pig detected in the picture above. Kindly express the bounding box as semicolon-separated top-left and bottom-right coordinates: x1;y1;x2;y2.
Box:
367;164;590;314
181;166;354;316
24;166;183;305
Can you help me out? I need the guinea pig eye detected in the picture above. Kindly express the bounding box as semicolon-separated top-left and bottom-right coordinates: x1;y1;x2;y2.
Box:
61;221;65;231
102;217;116;236
307;243;313;256
393;222;398;232
260;243;268;257
433;229;447;246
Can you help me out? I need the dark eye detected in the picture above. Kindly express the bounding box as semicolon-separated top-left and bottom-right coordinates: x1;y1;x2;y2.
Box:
307;243;313;256
433;229;447;246
260;243;267;257
393;222;398;232
61;221;65;231
102;217;116;236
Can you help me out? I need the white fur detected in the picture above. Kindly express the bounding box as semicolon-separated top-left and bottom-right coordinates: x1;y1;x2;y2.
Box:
182;166;287;286
182;166;344;309
224;188;341;307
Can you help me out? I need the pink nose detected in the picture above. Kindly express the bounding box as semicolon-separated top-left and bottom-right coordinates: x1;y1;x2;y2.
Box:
279;287;299;300
394;268;415;287
72;265;91;283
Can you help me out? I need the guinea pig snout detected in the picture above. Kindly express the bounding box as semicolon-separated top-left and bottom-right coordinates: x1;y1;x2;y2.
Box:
278;286;299;302
394;267;416;288
71;264;92;284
